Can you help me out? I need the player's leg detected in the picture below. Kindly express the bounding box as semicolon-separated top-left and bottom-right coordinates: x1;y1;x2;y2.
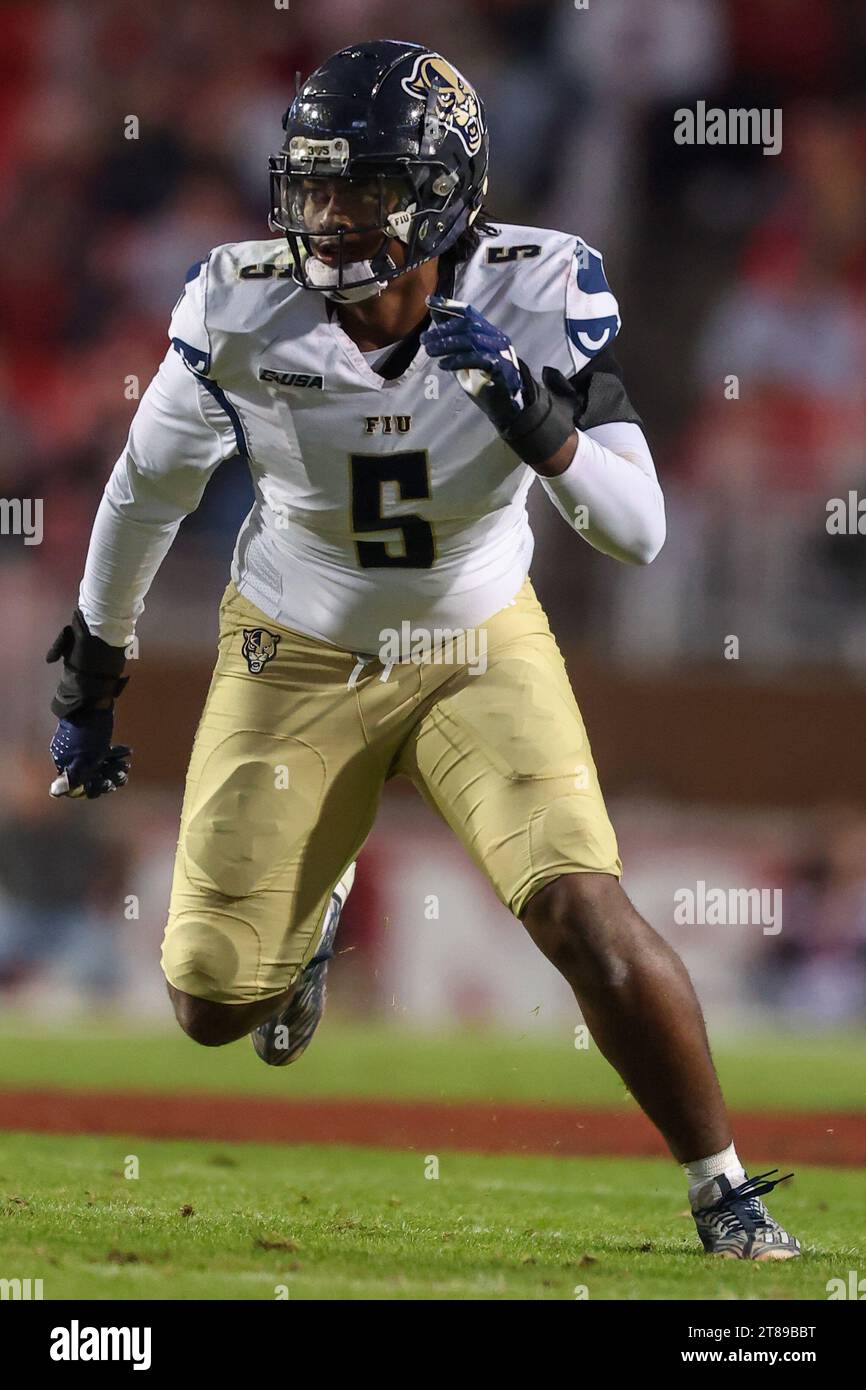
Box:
249;860;355;1064
521;872;729;1160
167;864;356;1048
166;980;291;1045
521;873;799;1257
402;582;729;1154
401;581;799;1256
161;583;384;1047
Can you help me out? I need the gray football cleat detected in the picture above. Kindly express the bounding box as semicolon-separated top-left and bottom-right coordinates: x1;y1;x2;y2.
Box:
251;864;355;1067
692;1169;801;1259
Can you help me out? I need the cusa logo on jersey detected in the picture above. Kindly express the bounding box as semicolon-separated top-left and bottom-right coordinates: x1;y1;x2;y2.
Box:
242;628;281;673
258;368;324;389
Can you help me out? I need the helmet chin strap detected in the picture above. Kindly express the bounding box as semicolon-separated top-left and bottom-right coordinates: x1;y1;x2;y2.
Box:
305;253;392;303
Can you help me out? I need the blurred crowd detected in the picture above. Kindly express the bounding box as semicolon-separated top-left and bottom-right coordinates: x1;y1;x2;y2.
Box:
757;810;866;1023
1;1;865;1022
1;0;866;651
0;0;861;603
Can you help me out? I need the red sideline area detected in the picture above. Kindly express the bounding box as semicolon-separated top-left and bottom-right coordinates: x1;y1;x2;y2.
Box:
0;1089;863;1165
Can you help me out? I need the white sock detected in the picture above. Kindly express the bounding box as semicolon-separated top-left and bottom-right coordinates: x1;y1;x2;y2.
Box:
684;1143;746;1209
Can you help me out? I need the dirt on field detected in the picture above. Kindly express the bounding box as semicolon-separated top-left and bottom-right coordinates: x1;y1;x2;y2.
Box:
0;1088;864;1166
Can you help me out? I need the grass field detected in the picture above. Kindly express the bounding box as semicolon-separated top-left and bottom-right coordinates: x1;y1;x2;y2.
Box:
1;1018;866;1109
0;1020;864;1300
0;1134;858;1301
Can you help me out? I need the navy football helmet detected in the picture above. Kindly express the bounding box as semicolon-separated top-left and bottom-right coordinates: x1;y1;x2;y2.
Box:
269;40;489;301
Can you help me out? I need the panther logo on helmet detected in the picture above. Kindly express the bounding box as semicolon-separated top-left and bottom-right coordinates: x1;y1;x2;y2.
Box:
401;53;483;158
242;628;281;673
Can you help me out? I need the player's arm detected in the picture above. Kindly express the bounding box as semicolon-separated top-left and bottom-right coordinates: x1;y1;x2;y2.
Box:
529;347;665;567
47;260;236;798
422;245;665;566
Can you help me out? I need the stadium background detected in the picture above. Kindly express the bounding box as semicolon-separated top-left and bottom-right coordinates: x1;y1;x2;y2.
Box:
0;0;864;1302
1;0;866;1301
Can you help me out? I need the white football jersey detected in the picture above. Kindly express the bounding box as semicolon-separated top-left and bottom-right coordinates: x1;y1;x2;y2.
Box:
80;223;631;652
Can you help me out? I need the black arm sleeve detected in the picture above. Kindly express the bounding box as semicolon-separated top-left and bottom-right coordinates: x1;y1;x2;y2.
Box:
501;344;645;472
567;345;643;432
46;609;128;718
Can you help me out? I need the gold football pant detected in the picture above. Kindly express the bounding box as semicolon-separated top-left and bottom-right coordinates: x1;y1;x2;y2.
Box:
161;579;621;1004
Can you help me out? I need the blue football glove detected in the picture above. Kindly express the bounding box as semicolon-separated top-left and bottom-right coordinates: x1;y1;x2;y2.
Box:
49;708;131;800
421;296;525;431
422;295;579;473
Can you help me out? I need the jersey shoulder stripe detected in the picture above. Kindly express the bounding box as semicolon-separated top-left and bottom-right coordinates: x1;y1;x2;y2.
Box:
566;237;621;370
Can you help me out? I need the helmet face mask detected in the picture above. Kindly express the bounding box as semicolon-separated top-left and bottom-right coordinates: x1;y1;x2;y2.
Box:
269;168;419;301
280;174;414;239
268;41;489;301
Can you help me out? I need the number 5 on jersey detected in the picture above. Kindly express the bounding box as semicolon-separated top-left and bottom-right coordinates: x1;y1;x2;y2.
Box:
350;451;434;568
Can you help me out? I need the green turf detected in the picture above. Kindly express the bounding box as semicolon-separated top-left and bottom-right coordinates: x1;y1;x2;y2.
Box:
0;1018;864;1111
0;1132;856;1301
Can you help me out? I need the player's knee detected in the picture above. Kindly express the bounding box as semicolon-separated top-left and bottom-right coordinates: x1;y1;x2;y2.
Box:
523;872;633;988
161;916;244;1018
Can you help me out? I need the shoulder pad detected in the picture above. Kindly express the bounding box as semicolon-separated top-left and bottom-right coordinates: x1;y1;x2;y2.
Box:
169;256;213;376
462;223;622;377
470;223;574;307
565;236;621;372
168;240;299;378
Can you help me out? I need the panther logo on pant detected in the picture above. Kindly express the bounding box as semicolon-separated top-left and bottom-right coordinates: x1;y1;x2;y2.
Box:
242;628;281;673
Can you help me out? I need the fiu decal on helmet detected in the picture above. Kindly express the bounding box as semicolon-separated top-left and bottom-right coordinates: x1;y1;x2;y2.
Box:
242;628;281;674
400;53;484;158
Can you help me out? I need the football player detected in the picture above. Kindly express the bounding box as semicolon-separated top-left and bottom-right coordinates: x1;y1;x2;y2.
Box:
47;40;799;1259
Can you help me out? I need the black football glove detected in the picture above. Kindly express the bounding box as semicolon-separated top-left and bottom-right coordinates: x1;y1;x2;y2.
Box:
46;609;131;800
